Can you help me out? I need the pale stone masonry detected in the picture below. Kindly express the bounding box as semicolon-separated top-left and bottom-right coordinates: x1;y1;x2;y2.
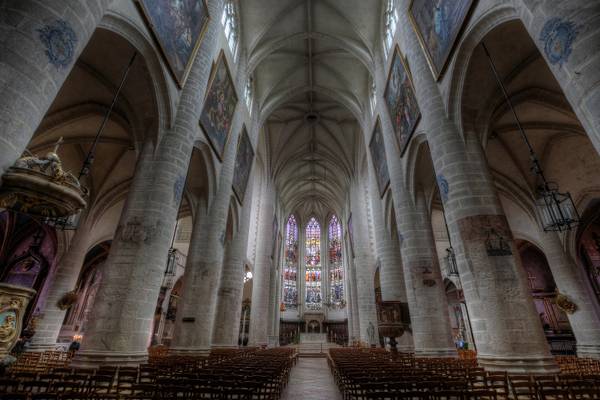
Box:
73;0;226;366
249;179;275;346
395;0;556;373
0;0;110;176
28;212;92;351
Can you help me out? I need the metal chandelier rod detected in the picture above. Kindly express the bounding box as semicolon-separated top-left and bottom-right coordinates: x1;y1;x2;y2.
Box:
480;42;551;192
78;51;138;180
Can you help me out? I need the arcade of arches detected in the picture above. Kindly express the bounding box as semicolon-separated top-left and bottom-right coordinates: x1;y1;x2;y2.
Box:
1;0;600;388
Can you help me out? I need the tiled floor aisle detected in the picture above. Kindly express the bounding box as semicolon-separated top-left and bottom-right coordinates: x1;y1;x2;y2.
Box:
282;358;343;400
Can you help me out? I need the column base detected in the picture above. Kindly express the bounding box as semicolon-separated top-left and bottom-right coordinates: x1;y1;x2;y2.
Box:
71;350;148;368
168;347;210;356
576;343;600;359
211;344;238;349
414;348;457;358
477;354;559;374
26;343;59;353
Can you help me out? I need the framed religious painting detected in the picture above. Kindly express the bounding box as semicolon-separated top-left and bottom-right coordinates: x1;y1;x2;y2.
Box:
384;45;421;156
408;0;476;80
136;0;209;87
369;118;391;198
199;50;238;161
231;126;254;204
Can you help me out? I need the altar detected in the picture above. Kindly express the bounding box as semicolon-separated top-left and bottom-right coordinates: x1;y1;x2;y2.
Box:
300;332;327;343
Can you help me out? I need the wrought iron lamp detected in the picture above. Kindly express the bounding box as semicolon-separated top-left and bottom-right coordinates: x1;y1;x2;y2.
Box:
482;43;579;232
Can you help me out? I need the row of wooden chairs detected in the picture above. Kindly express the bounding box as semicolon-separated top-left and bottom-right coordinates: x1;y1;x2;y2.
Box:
1;348;297;400
8;352;71;374
328;348;600;400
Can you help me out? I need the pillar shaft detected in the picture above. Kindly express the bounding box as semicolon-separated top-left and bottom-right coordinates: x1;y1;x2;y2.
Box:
540;231;600;358
517;1;600;155
395;0;555;373
248;180;275;346
72;0;224;367
350;179;379;345
29;216;91;350
0;1;110;175
211;174;255;348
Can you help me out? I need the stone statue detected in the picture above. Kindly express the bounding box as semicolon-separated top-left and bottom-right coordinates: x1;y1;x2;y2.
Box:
367;321;375;345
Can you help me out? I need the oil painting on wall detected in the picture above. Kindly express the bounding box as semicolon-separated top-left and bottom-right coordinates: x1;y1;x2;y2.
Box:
369;119;390;197
137;0;209;87
232;127;254;204
199;51;238;161
384;46;421;156
409;0;475;79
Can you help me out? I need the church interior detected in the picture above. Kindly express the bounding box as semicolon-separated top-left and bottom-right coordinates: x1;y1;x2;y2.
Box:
1;0;600;398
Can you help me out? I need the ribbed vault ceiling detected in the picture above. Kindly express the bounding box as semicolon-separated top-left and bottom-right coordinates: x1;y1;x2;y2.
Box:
241;0;380;218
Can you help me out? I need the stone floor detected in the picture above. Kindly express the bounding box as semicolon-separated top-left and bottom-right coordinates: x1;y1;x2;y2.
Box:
281;357;343;400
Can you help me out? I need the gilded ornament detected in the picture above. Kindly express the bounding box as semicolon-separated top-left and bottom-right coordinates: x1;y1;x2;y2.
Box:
556;292;577;314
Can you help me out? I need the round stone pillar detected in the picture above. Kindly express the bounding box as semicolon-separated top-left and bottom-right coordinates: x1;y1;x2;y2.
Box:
28;215;91;351
349;178;379;345
396;0;556;373
170;106;245;354
0;1;111;175
366;159;414;352
539;231;600;358
72;0;224;367
211;174;255;348
248;179;275;346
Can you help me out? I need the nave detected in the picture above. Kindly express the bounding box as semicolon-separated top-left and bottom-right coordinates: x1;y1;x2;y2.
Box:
1;0;600;398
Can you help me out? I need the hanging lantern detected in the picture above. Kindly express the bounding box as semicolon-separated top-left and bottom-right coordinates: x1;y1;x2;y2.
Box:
482;42;580;233
536;184;579;232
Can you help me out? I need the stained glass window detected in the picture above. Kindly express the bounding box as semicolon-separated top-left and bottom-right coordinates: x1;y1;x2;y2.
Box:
328;215;345;308
221;0;239;58
383;0;398;59
282;215;298;308
305;217;322;310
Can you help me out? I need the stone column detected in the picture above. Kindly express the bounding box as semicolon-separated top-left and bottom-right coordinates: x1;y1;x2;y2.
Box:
0;1;111;175
169;198;208;352
28;213;92;351
350;179;379;345
347;252;361;342
342;237;354;341
72;0;224;367
395;0;555;373
366;156;414;351
517;1;600;154
248;179;275;346
211;172;255;348
539;231;600;358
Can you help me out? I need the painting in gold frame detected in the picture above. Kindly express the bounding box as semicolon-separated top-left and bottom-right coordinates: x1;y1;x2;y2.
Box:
384;45;421;156
408;0;476;80
136;0;210;88
369;118;391;198
199;50;238;161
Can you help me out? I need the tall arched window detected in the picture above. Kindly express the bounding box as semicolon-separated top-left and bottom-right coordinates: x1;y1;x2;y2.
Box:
305;217;322;310
221;0;239;58
283;215;298;308
383;0;398;59
328;215;345;307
